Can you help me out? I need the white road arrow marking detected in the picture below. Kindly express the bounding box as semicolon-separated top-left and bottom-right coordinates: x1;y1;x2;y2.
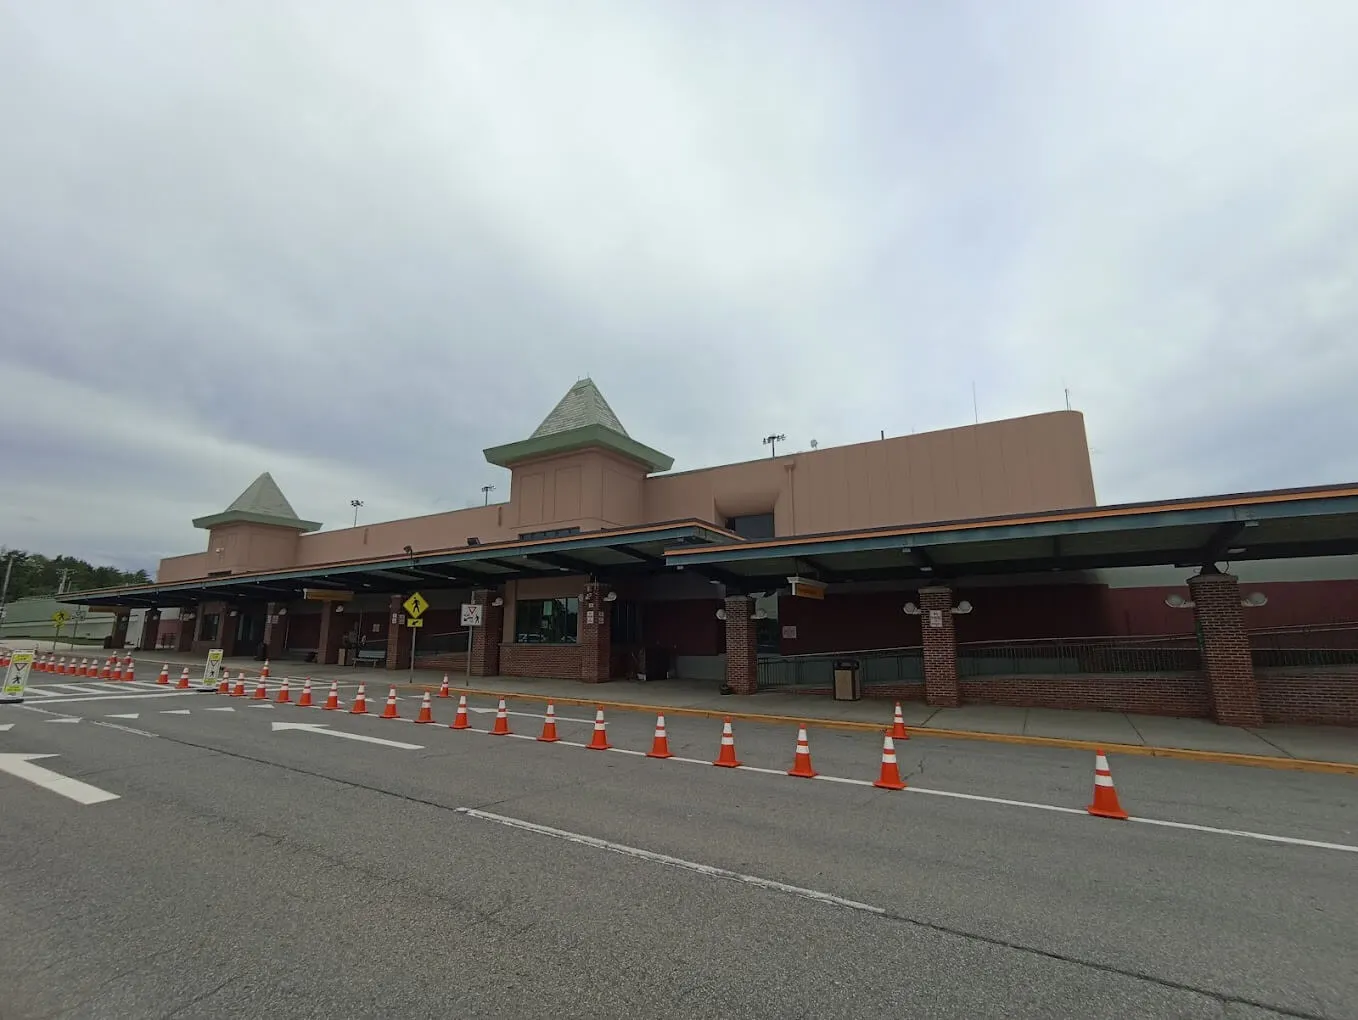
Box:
270;721;423;750
160;710;191;715
0;723;13;732
45;717;80;724
0;754;120;805
106;713;140;720
205;707;235;712
250;704;274;710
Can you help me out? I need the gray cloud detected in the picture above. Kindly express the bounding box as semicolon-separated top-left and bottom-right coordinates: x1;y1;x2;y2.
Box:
2;0;1356;571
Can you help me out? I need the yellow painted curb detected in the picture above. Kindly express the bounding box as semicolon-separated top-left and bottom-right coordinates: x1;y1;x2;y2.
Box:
392;682;1358;777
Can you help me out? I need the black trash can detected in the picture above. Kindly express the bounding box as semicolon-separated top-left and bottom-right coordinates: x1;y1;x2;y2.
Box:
832;659;861;701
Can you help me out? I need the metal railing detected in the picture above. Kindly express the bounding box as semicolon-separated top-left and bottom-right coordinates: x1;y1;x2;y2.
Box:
1250;624;1358;670
757;646;924;690
957;635;1201;677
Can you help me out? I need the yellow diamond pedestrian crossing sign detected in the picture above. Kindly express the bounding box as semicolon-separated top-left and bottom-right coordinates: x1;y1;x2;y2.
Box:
402;592;429;620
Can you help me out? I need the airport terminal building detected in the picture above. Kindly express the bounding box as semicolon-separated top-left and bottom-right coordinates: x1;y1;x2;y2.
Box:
65;379;1358;727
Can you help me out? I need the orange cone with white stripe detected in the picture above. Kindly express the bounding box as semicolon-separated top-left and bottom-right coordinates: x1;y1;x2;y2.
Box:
156;664;170;685
323;680;340;710
260;660;271;681
537;702;558;742
787;725;817;778
438;675;450;698
1086;750;1129;820
111;658;123;681
275;677;291;703
712;717;741;767
646;714;672;759
100;656;113;680
586;707;610;750
891;702;908;739
872;732;906;790
216;670;229;693
380;687;400;719
230;672;246;697
297;678;313;707
124;662;136;683
490;699;511;735
252;675;268;700
177;667;191;689
414;691;434;723
57;656;67;675
77;657;88;677
349;683;368;714
450;695;470;730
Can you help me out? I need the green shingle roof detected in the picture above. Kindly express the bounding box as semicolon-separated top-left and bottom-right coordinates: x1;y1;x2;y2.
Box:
191;472;322;532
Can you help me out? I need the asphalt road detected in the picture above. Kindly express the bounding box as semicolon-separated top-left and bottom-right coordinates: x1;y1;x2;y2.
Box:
2;682;1356;1019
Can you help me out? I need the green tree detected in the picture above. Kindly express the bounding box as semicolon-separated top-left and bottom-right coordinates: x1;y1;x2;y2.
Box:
0;549;150;600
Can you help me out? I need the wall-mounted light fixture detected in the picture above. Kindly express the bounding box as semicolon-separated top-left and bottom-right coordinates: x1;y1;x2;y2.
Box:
492;597;505;607
715;608;727;621
604;591;618;602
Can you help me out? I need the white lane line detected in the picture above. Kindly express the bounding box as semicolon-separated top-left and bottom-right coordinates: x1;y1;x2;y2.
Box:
446;714;1358;854
456;806;886;915
105;713;141;720
45;718;81;724
204;707;236;712
91;720;158;738
1129;816;1358;853
16;690;199;705
160;710;192;715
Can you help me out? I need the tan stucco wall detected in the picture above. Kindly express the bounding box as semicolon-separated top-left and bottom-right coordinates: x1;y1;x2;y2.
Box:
156;410;1096;582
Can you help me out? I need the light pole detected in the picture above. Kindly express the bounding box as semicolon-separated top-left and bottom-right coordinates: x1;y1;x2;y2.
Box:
762;433;786;458
481;484;495;506
350;499;364;527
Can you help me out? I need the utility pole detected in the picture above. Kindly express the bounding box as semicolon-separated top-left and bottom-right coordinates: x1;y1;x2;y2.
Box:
762;433;786;458
0;550;22;631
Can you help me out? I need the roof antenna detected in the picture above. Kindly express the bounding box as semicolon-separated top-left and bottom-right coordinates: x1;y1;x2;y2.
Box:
972;381;979;424
1064;386;1071;411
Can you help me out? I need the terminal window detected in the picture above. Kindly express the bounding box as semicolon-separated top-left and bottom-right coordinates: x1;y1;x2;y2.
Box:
515;596;579;644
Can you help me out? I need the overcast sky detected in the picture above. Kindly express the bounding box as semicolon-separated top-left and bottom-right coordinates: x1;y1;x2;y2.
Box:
3;1;1356;572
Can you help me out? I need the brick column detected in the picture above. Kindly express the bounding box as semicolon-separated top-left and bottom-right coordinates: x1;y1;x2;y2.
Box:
468;589;504;677
109;610;131;650
217;605;238;657
918;586;960;707
176;609;195;653
385;594;411;670
1188;570;1263;727
138;610;161;651
261;602;283;659
724;595;758;695
580;581;613;683
317;604;344;665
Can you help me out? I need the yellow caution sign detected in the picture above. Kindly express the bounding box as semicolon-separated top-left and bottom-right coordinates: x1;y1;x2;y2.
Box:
406;617;424;629
402;592;429;620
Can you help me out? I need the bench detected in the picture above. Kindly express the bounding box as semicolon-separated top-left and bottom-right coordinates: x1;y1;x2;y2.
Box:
354;649;385;667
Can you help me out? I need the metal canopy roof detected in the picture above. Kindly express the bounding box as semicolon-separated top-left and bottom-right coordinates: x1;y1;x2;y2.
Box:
661;484;1358;589
63;521;733;609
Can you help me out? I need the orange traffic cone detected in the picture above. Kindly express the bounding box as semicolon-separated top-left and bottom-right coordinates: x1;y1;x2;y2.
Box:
537;702;558;742
437;675;450;698
275;677;291;703
646;714;672;759
890;702;909;740
111;658;123;681
450;695;471;730
215;670;228;693
380;687;400;719
490;699;511;735
323;681;341;710
100;656;113;680
230;672;246;697
156;664;170;685
350;684;368;714
586;707;610;750
176;667;191;690
57;657;68;675
297;678;313;707
260;660;271;681
252;675;267;700
712;717;742;768
414;691;434;723
124;663;136;683
872;733;907;790
1087;750;1130;820
788;725;817;778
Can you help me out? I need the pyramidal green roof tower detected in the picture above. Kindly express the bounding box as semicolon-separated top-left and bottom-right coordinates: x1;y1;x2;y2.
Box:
191;472;322;532
483;378;673;473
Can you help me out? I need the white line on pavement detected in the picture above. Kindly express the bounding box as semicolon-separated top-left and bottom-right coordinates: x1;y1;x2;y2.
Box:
1128;816;1358;853
91;720;158;738
15;690;199;705
457;806;887;915
0;723;12;732
0;754;120;805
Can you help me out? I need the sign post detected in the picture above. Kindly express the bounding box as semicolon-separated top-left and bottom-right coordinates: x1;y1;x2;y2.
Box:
1;649;35;703
200;648;224;691
402;592;429;682
50;610;68;651
460;603;483;678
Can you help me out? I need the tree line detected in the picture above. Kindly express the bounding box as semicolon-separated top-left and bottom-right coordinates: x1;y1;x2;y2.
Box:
1;550;150;601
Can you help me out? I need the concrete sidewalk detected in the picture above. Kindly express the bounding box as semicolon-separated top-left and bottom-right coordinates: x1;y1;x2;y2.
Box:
95;647;1358;769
